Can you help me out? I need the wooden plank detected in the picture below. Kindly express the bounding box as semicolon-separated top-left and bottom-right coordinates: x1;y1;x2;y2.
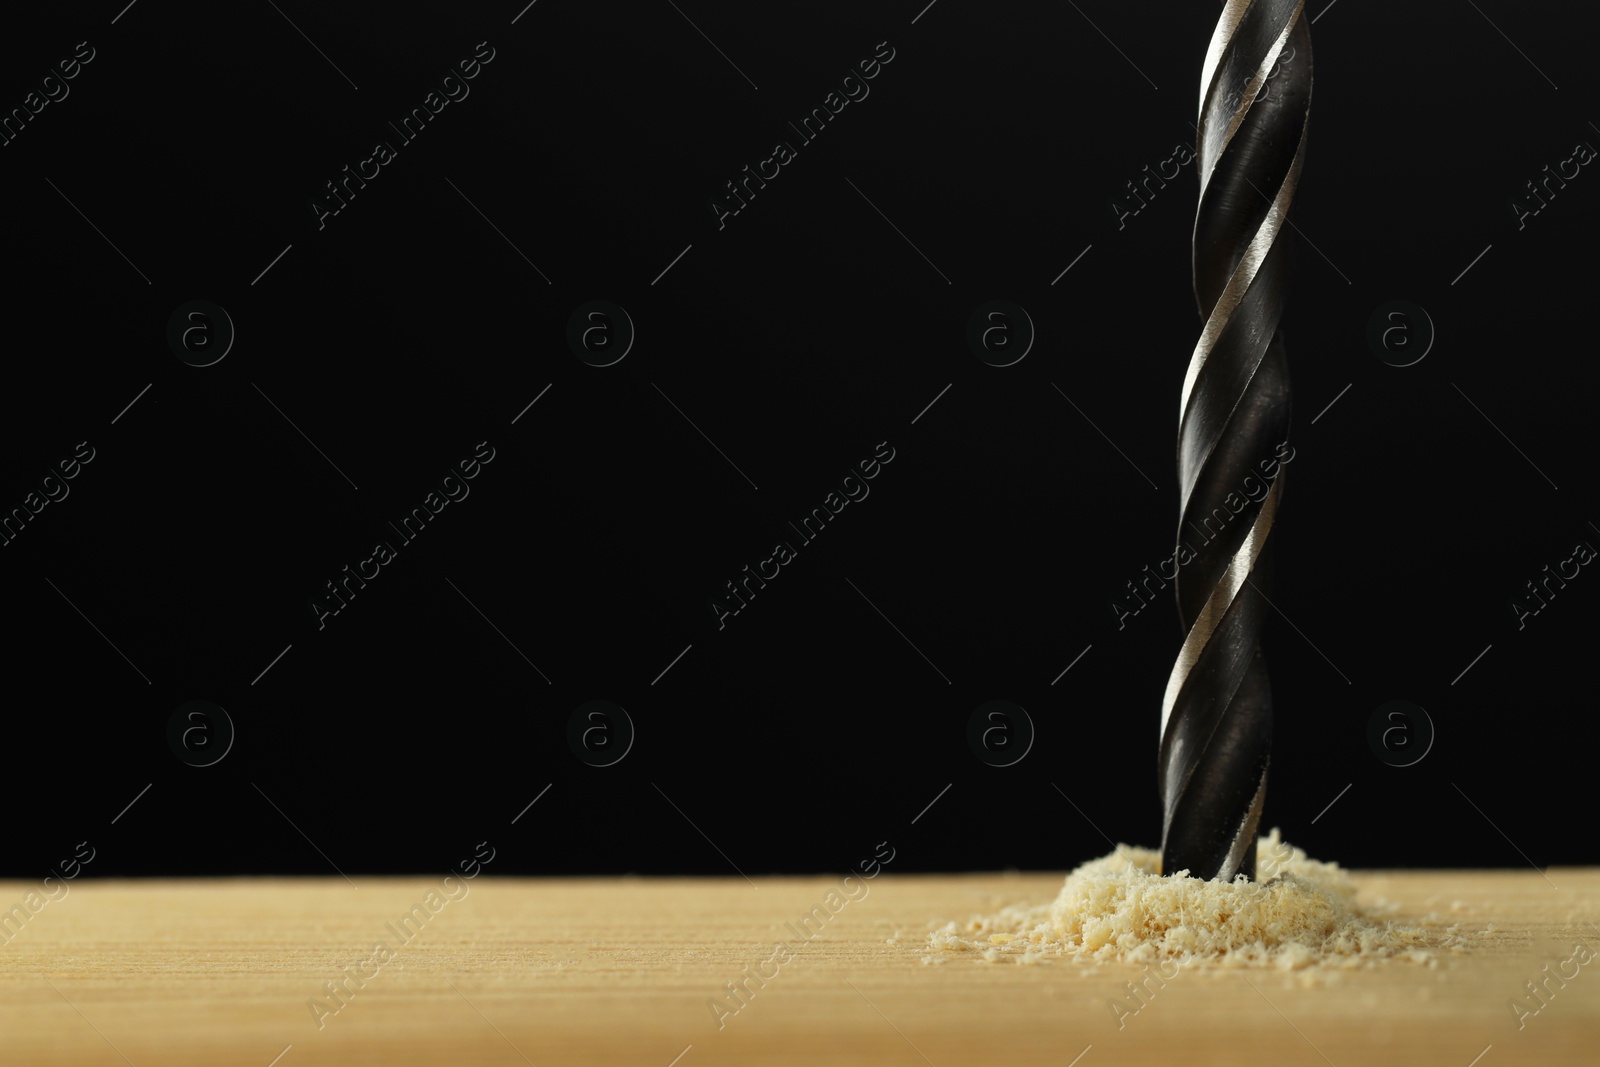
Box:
0;870;1595;1065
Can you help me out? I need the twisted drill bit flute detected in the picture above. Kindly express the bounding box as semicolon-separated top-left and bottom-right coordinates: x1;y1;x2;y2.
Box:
1159;0;1312;882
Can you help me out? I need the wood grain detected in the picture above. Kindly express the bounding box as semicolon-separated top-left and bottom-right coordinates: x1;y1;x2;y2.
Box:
1;869;1596;1065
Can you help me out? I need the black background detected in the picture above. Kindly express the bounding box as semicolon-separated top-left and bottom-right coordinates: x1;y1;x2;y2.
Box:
2;0;1595;879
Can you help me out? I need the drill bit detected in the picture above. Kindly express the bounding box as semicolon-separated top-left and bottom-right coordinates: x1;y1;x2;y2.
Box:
1159;0;1312;882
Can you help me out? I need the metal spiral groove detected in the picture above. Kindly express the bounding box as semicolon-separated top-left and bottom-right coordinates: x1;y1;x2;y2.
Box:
1159;0;1312;882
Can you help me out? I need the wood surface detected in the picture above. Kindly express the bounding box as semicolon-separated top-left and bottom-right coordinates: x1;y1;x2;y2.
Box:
0;869;1595;1066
